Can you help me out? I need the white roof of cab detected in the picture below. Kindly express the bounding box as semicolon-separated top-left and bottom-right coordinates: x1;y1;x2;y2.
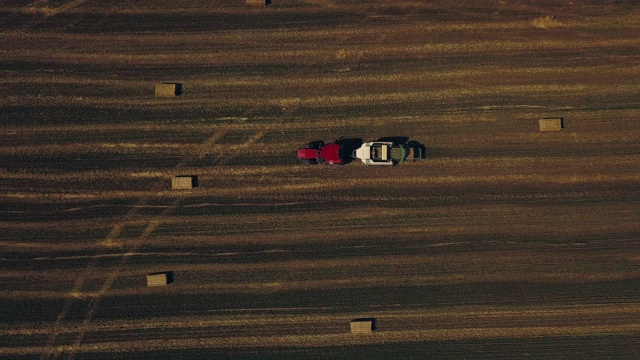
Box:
354;142;394;165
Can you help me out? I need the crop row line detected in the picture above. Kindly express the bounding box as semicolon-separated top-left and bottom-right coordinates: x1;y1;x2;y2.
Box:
4;323;640;356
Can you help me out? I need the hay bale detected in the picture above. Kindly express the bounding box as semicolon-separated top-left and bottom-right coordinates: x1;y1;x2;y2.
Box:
539;117;564;131
155;82;183;97
246;0;271;5
172;175;198;189
146;271;174;287
350;318;374;334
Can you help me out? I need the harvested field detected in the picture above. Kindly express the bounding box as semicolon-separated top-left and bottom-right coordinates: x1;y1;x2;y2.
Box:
1;0;640;358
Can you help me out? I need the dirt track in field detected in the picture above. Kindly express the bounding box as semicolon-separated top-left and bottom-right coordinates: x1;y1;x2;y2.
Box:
1;0;640;358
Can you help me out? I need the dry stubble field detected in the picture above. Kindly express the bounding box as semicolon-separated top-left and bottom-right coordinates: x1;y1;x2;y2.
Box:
1;0;640;358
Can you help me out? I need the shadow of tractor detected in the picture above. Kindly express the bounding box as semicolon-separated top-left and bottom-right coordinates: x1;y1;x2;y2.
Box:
407;140;427;160
377;136;409;145
334;137;363;164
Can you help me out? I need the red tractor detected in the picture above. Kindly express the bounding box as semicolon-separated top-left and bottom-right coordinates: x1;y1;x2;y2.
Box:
297;140;344;165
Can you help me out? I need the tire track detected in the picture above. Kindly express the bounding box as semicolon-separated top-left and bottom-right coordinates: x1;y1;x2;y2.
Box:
210;131;266;166
37;202;149;360
62;217;168;360
39;127;231;360
59;127;239;359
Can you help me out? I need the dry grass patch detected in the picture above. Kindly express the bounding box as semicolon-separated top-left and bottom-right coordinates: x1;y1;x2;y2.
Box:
532;15;562;29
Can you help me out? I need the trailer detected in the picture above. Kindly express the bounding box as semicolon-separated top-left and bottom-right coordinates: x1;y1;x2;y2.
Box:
353;140;424;166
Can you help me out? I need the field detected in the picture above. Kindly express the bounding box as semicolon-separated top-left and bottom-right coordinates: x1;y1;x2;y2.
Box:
1;0;640;358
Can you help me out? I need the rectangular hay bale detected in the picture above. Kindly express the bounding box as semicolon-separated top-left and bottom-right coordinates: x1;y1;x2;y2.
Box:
172;175;198;189
155;82;183;97
146;271;174;287
539;117;564;131
246;0;271;5
350;318;374;334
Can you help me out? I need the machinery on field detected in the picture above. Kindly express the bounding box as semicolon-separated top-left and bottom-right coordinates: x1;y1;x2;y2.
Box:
298;137;424;166
353;140;424;166
297;140;346;165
